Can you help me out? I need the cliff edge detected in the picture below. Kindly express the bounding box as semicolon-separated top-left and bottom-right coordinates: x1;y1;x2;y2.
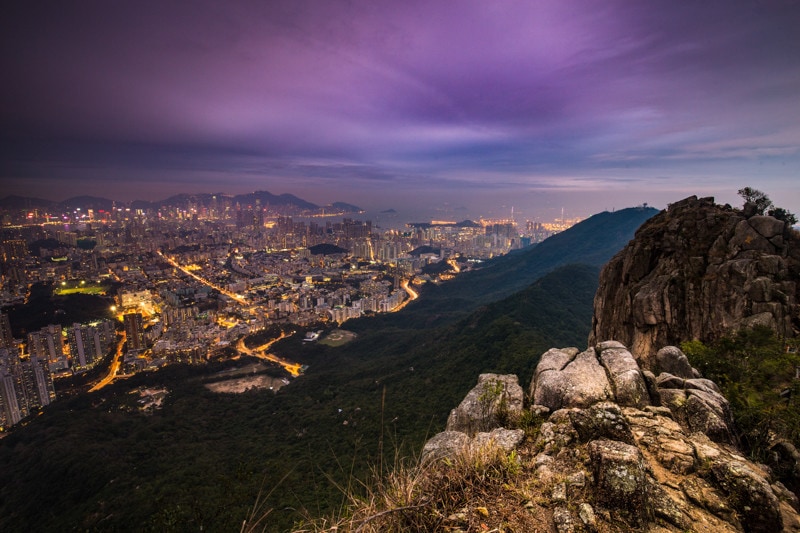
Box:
589;195;799;369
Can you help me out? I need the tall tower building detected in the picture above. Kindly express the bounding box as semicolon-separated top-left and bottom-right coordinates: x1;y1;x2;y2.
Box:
0;348;27;424
0;371;23;427
28;324;65;363
67;324;89;369
28;355;56;407
0;312;14;350
124;313;146;352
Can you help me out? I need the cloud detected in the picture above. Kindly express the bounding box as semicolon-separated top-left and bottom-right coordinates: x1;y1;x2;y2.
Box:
1;0;799;214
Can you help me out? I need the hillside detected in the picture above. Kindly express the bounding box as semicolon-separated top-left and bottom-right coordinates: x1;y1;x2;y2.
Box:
0;205;658;531
324;341;800;532
0;265;599;531
353;205;657;330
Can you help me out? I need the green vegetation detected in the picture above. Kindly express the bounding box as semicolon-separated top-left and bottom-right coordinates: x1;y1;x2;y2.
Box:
738;186;798;224
0;264;598;532
682;327;800;458
53;280;110;296
6;282;116;337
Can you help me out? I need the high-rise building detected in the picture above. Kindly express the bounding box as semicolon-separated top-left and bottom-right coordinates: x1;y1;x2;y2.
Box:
27;324;65;363
0;348;28;425
0;345;57;428
0;371;23;427
124;313;146;353
27;355;56;408
67;324;90;369
0;312;14;350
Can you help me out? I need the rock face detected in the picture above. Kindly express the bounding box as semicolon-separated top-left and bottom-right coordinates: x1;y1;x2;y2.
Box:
590;196;799;368
423;342;800;532
422;374;525;463
530;342;649;411
446;373;523;435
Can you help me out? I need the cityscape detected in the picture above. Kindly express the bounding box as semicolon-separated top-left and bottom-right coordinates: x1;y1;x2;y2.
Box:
0;193;581;430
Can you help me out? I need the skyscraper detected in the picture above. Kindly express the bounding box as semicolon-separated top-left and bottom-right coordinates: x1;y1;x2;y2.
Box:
124;313;146;352
67;324;90;369
0;312;14;350
0;346;57;428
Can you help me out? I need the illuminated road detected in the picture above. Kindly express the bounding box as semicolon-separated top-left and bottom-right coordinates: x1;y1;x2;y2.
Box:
401;278;419;300
447;258;461;273
235;332;303;377
161;250;304;376
158;250;248;305
89;331;127;392
392;278;419;312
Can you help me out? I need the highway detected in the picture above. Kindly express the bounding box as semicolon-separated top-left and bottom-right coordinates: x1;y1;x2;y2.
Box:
392;278;419;312
157;250;249;305
401;278;419;300
89;331;127;392
235;332;303;377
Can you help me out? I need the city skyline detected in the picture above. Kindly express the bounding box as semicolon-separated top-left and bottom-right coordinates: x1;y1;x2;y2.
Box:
2;1;799;217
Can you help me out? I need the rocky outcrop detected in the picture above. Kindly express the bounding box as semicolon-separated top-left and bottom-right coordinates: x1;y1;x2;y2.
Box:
590;196;799;368
530;342;650;411
421;374;525;462
446;373;523;435
422;342;800;532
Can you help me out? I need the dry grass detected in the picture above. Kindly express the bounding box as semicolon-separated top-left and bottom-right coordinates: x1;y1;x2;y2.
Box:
292;442;552;533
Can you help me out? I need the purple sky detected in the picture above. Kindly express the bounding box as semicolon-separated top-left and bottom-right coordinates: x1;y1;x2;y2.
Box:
2;0;799;219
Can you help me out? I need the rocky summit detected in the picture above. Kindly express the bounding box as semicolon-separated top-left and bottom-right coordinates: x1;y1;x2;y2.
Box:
590;196;799;369
422;342;800;532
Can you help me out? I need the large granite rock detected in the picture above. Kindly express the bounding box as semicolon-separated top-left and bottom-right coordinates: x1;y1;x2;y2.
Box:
530;344;649;411
590;195;799;368
596;342;649;408
446;373;523;435
420;342;800;532
530;347;612;410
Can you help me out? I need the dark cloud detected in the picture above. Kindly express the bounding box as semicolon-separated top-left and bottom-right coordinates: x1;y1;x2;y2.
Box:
2;0;799;214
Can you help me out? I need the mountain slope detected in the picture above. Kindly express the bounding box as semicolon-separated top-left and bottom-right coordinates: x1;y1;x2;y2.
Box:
357;205;657;330
0;265;598;532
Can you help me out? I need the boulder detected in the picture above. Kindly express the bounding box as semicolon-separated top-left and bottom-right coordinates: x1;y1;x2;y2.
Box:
569;402;634;444
446;373;523;435
655;346;695;378
421;427;525;464
420;431;470;463
530;348;612;410
685;389;735;444
597;345;649;408
471;428;524;455
749;215;786;239
712;460;784;532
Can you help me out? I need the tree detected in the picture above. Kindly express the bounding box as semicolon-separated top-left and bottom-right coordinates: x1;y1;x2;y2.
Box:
767;207;798;226
738;187;773;215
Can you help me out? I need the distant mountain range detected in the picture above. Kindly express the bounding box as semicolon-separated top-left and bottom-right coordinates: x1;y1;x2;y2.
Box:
0;190;362;214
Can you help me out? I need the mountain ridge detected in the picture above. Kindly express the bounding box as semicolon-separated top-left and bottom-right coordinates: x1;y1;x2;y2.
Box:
0;190;363;214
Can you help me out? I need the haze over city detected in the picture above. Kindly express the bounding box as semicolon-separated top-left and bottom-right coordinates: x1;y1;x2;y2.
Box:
2;0;799;218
